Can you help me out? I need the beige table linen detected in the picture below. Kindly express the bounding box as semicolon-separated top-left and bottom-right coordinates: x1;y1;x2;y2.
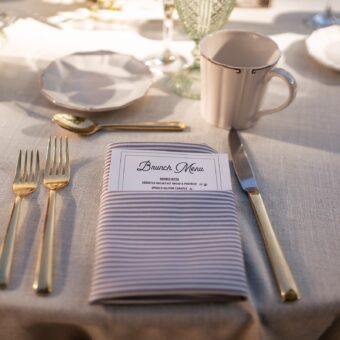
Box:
0;0;339;339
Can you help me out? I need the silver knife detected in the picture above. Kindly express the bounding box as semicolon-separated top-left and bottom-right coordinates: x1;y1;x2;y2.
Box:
229;129;300;302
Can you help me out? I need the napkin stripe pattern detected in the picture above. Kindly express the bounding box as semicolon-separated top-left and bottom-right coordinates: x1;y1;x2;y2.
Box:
89;142;248;304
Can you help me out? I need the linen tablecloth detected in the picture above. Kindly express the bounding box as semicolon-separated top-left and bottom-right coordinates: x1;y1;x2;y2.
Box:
0;0;339;339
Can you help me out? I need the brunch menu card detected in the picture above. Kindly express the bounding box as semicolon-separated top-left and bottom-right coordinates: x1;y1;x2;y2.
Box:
108;149;232;192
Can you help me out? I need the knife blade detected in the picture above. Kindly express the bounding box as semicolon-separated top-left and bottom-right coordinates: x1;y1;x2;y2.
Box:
229;129;300;302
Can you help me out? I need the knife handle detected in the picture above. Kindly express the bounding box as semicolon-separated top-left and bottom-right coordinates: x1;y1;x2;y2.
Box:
248;191;300;302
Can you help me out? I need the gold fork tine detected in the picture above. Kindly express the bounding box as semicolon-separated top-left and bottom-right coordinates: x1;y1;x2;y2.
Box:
52;137;57;175
34;151;40;183
14;150;22;183
34;136;70;294
65;138;70;178
23;150;28;181
29;150;33;181
0;150;40;288
59;137;63;175
45;137;51;178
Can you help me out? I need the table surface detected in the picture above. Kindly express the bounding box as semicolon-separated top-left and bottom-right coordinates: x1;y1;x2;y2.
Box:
0;1;339;339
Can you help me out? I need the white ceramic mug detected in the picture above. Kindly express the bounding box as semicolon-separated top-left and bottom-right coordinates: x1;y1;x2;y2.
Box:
200;30;297;130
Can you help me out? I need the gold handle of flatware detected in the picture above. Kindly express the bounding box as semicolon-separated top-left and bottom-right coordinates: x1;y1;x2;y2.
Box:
102;121;186;131
248;191;300;302
0;196;22;288
33;189;56;294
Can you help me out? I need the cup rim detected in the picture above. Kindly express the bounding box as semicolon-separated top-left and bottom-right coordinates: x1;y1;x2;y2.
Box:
200;29;281;71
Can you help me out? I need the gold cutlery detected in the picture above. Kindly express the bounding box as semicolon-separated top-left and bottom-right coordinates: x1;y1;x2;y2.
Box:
229;129;300;302
0;150;40;288
52;113;186;135
33;137;70;294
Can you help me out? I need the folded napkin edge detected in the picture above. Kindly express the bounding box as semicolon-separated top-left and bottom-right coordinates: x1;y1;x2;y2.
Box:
89;289;247;305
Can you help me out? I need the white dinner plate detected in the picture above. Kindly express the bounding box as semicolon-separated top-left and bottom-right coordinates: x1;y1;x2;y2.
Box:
306;25;340;72
41;51;153;112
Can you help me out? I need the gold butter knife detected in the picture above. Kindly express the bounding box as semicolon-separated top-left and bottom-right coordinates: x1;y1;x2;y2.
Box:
229;129;300;302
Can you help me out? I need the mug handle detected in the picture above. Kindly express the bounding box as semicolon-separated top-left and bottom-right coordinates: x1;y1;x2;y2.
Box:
256;67;297;119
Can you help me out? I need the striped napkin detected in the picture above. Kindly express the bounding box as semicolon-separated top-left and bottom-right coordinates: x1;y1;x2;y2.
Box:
89;142;248;304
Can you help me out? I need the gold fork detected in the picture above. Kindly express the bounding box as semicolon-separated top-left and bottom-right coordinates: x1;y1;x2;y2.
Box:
0;150;40;288
33;137;70;294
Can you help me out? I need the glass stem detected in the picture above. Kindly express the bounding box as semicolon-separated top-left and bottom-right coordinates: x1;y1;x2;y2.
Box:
192;39;201;69
162;0;175;63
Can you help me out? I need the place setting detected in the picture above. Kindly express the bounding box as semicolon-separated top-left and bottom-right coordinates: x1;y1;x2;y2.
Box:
2;0;340;339
33;0;302;305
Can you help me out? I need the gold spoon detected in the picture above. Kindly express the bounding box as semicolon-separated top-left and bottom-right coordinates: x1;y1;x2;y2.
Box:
52;114;186;135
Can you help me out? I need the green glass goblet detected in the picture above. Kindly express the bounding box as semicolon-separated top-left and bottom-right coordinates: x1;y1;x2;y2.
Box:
169;0;235;99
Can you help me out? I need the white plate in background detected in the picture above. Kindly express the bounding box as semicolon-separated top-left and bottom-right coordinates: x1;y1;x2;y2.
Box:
306;25;340;72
